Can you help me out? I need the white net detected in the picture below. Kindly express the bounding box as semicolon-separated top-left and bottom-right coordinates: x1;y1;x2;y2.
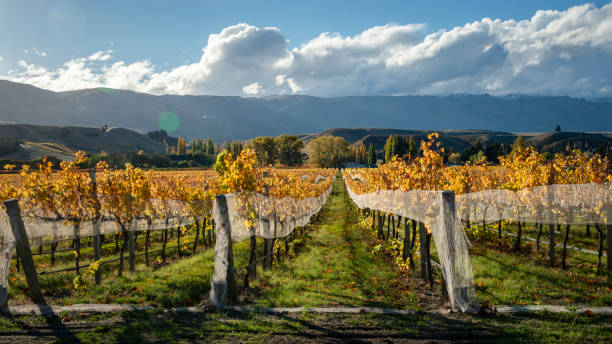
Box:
212;176;334;241
343;172;478;312
455;183;611;225
209;175;334;306
0;197;210;308
344;169;612;312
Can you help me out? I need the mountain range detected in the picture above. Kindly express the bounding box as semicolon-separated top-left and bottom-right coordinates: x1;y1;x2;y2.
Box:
1;79;611;142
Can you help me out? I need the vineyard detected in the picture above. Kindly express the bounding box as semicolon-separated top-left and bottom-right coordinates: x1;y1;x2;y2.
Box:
0;136;611;342
0;149;334;307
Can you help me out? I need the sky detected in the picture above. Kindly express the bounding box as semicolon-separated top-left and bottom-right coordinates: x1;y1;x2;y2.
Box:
1;0;611;97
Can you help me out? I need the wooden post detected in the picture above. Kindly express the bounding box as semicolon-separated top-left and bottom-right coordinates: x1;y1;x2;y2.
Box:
607;203;611;285
547;165;555;267
464;175;471;229
402;217;410;260
193;219;200;253
128;219;136;272
419;221;427;280
73;224;81;275
264;238;272;269
3;199;44;303
177;225;182;257
607;146;611;285
210;194;237;306
248;228;257;279
89;169;102;284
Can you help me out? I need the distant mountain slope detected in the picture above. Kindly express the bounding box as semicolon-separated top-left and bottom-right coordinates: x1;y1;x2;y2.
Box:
311;128;612;154
0;123;166;160
1;80;611;141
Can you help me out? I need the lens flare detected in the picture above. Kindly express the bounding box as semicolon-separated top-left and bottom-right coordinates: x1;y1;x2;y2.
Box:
158;111;180;132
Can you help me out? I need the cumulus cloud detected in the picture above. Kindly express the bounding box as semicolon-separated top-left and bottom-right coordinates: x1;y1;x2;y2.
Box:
4;2;612;97
242;82;263;95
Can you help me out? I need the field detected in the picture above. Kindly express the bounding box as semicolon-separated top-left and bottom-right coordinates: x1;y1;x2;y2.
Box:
0;145;611;343
1;177;610;343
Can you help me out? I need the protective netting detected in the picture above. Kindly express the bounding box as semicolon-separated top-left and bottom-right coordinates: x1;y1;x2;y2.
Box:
210;175;334;306
212;176;334;241
0;197;210;308
344;169;612;312
343;172;478;312
455;183;611;225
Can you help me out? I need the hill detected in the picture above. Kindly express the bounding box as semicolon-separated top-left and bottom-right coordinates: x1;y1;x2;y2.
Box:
0;123;167;160
1;80;612;141
310;128;612;154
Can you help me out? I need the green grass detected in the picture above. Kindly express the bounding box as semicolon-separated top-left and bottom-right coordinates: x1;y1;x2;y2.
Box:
248;177;421;309
470;237;611;307
8;229;219;306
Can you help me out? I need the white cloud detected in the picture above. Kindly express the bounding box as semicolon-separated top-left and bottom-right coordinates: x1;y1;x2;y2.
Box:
242;82;263;95
4;2;612;97
88;50;113;61
25;47;47;57
0;56;3;61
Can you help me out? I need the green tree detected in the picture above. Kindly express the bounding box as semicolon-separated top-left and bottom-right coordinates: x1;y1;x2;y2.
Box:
207;138;215;155
384;135;400;163
307;136;350;168
275;135;304;166
367;143;376;166
229;140;243;157
359;143;366;164
511;136;528;152
248;136;277;165
407;136;417;160
177;137;187;155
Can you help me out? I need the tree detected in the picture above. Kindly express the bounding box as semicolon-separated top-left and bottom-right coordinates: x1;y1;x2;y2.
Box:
407;136;417;160
367;143;376;166
485;142;505;163
207;138;215;155
511;136;528;153
307;136;350;168
384;135;401;163
359;143;366;164
177;137;187;155
230;140;243;157
555;125;561;132
248;136;277;165
275;135;304;166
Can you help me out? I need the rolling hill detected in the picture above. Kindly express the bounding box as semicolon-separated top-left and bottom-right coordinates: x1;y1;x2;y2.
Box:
0;123;167;160
1;80;611;142
310;128;612;154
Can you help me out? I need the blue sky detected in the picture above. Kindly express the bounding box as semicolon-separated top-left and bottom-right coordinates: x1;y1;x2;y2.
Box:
1;1;611;97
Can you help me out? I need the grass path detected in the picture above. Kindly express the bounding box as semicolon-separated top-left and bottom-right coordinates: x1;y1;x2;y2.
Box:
249;177;429;309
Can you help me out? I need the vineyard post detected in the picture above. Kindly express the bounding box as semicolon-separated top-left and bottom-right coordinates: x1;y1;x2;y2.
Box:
402;217;410;261
419;221;427;280
248;227;257;279
3;199;44;304
210;194;237;306
89;168;102;284
439;191;458;298
128;218;136;272
547;164;555;267
464;174;471;229
192;219;200;253
607;146;611;285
